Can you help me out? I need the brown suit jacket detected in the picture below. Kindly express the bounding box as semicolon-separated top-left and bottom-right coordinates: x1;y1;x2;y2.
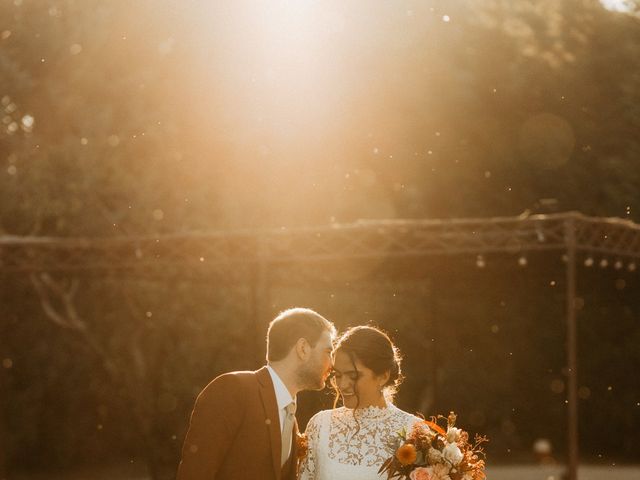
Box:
177;367;299;480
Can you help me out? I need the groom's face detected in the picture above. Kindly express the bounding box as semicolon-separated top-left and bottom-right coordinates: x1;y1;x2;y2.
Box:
298;330;334;390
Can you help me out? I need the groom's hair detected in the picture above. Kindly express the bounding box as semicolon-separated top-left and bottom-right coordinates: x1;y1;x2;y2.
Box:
266;308;335;362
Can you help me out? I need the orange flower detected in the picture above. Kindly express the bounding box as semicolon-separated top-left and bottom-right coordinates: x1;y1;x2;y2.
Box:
422;419;446;437
396;443;418;465
296;432;309;462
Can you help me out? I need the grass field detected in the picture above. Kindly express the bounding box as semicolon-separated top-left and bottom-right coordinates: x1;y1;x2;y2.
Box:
7;464;640;479
486;464;639;480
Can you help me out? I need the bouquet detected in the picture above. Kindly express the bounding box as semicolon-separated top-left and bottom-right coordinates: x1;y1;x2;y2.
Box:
379;412;487;480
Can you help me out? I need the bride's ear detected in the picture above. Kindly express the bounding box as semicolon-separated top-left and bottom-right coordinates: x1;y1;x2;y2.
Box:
378;370;391;387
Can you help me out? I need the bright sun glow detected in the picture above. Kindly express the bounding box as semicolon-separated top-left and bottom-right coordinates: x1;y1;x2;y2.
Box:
190;1;350;154
600;0;636;12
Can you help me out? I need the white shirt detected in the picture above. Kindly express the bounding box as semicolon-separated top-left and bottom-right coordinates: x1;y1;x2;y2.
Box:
266;365;296;433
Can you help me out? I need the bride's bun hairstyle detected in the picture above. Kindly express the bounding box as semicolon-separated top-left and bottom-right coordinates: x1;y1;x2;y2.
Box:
334;325;404;400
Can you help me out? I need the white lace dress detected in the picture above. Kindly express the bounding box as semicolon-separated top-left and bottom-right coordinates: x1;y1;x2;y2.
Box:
299;404;421;480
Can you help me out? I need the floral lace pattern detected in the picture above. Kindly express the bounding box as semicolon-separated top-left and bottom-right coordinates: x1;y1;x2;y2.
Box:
328;405;415;466
300;404;421;480
299;412;319;479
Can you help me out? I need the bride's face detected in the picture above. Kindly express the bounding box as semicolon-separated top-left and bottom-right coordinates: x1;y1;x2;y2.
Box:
332;349;388;409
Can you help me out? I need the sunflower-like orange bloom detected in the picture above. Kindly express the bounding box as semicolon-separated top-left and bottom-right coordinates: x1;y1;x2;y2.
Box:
396;443;417;465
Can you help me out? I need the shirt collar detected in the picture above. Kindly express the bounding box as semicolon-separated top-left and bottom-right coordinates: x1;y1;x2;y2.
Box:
266;365;295;411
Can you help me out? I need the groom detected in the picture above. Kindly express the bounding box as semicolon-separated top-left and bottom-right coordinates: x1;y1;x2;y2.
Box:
177;308;336;480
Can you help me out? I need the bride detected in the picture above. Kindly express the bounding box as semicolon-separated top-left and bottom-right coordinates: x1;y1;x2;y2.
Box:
299;325;422;480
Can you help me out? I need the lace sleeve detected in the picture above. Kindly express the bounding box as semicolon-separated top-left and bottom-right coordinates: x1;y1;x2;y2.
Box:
299;412;322;480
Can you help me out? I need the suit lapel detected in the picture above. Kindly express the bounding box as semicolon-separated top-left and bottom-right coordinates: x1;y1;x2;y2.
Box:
257;367;282;480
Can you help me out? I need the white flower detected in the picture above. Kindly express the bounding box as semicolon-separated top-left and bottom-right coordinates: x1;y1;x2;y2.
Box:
442;443;464;466
446;427;462;443
427;447;443;464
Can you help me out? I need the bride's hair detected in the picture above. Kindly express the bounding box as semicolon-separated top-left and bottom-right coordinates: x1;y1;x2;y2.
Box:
332;325;404;408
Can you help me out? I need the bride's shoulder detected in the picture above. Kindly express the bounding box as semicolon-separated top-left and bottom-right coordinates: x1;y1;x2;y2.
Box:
307;407;344;426
388;404;424;426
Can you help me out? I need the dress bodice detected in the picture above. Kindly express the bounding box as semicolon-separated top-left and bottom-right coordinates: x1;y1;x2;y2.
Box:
299;404;421;480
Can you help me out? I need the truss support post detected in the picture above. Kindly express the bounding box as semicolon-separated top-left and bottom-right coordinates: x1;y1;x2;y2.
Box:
564;218;579;480
0;370;5;480
0;274;8;479
251;238;271;367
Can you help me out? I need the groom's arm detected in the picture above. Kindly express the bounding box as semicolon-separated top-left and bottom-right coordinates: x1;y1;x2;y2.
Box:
177;373;245;480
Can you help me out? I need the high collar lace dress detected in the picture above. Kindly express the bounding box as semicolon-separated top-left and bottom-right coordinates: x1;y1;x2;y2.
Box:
300;404;421;480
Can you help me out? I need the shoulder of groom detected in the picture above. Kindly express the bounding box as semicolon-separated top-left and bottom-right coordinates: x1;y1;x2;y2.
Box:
213;370;257;381
196;370;256;401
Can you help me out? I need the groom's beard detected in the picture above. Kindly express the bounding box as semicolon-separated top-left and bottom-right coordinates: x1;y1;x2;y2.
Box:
296;361;327;391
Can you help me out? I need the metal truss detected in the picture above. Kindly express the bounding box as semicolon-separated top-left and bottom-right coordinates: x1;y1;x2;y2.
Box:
1;212;639;273
5;211;632;480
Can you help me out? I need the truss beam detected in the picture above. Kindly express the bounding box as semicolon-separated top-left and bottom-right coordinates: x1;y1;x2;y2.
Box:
1;212;639;273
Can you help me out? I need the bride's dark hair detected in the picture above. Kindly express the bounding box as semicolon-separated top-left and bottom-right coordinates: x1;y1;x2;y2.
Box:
332;325;404;409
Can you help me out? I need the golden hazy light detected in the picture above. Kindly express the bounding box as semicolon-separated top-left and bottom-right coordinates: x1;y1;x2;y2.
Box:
600;0;636;13
518;113;575;169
